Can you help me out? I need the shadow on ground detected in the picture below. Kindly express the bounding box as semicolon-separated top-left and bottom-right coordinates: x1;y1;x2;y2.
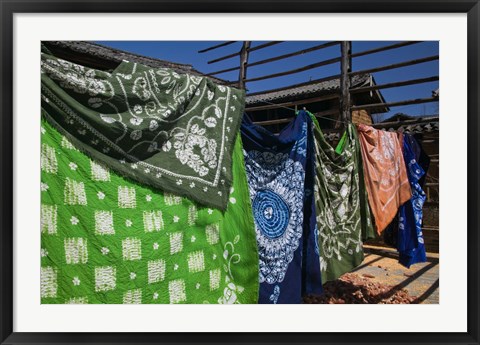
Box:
304;247;439;304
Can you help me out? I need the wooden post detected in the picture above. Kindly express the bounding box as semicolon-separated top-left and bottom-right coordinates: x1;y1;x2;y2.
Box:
339;41;352;127
238;41;251;90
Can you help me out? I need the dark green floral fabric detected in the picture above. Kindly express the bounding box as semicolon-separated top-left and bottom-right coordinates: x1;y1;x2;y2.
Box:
41;51;245;210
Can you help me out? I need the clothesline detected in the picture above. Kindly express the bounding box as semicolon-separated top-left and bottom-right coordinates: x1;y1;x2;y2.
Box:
248;99;350;125
248;101;435;138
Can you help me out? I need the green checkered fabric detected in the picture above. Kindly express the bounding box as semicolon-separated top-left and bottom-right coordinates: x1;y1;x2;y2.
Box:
41;117;258;304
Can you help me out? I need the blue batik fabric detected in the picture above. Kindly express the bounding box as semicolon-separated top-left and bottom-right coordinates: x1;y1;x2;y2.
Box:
241;110;323;304
398;134;427;268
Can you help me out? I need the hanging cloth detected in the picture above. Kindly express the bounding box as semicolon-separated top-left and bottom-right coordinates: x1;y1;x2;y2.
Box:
311;119;375;283
410;135;430;188
384;134;430;257
397;134;428;267
40;117;259;304
357;124;412;234
241;110;322;303
41;50;245;211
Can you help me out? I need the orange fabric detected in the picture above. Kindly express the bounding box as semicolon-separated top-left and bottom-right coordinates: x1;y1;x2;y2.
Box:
357;124;412;234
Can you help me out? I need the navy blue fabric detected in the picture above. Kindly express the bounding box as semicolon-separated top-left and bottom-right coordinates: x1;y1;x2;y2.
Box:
408;134;430;188
302;114;323;296
241;110;323;304
384;134;430;259
397;135;427;268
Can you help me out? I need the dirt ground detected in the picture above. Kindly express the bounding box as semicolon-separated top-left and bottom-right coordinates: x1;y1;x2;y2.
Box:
304;245;439;304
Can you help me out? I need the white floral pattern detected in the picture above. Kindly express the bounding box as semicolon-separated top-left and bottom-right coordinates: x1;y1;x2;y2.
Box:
313;125;372;283
41;58;114;99
217;238;244;304
173;123;218;177
41;52;245;209
244;150;305;284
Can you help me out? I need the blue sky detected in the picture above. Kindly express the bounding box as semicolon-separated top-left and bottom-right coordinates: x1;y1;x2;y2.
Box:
96;41;439;122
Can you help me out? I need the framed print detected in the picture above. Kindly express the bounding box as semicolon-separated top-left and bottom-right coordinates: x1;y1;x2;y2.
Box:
0;1;479;344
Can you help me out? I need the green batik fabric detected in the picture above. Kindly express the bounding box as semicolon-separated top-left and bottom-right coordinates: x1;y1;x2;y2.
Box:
312;123;375;283
40;118;258;304
41;51;245;210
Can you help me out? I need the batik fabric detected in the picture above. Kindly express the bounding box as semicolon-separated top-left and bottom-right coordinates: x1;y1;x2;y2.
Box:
312;119;375;283
41;118;259;304
241;111;322;304
357;124;411;234
41;49;245;210
397;134;428;268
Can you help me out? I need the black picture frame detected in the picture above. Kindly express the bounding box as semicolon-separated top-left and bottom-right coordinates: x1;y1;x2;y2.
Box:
1;1;478;344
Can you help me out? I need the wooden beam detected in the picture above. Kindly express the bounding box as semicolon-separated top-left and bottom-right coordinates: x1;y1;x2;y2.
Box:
244;56;341;83
205;65;239;76
313;109;340;118
349;55;439;76
351;97;439;111
245;94;339;112
207;50;241;64
249;41;339;66
350;76;439;93
422;226;439;231
207;41;282;64
238;41;251;90
206;41;340;76
351;41;423;58
248;41;284;52
340;41;352;125
207;41;424;76
243;74;341;95
198;41;237;53
253;117;293;126
252;109;339;127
